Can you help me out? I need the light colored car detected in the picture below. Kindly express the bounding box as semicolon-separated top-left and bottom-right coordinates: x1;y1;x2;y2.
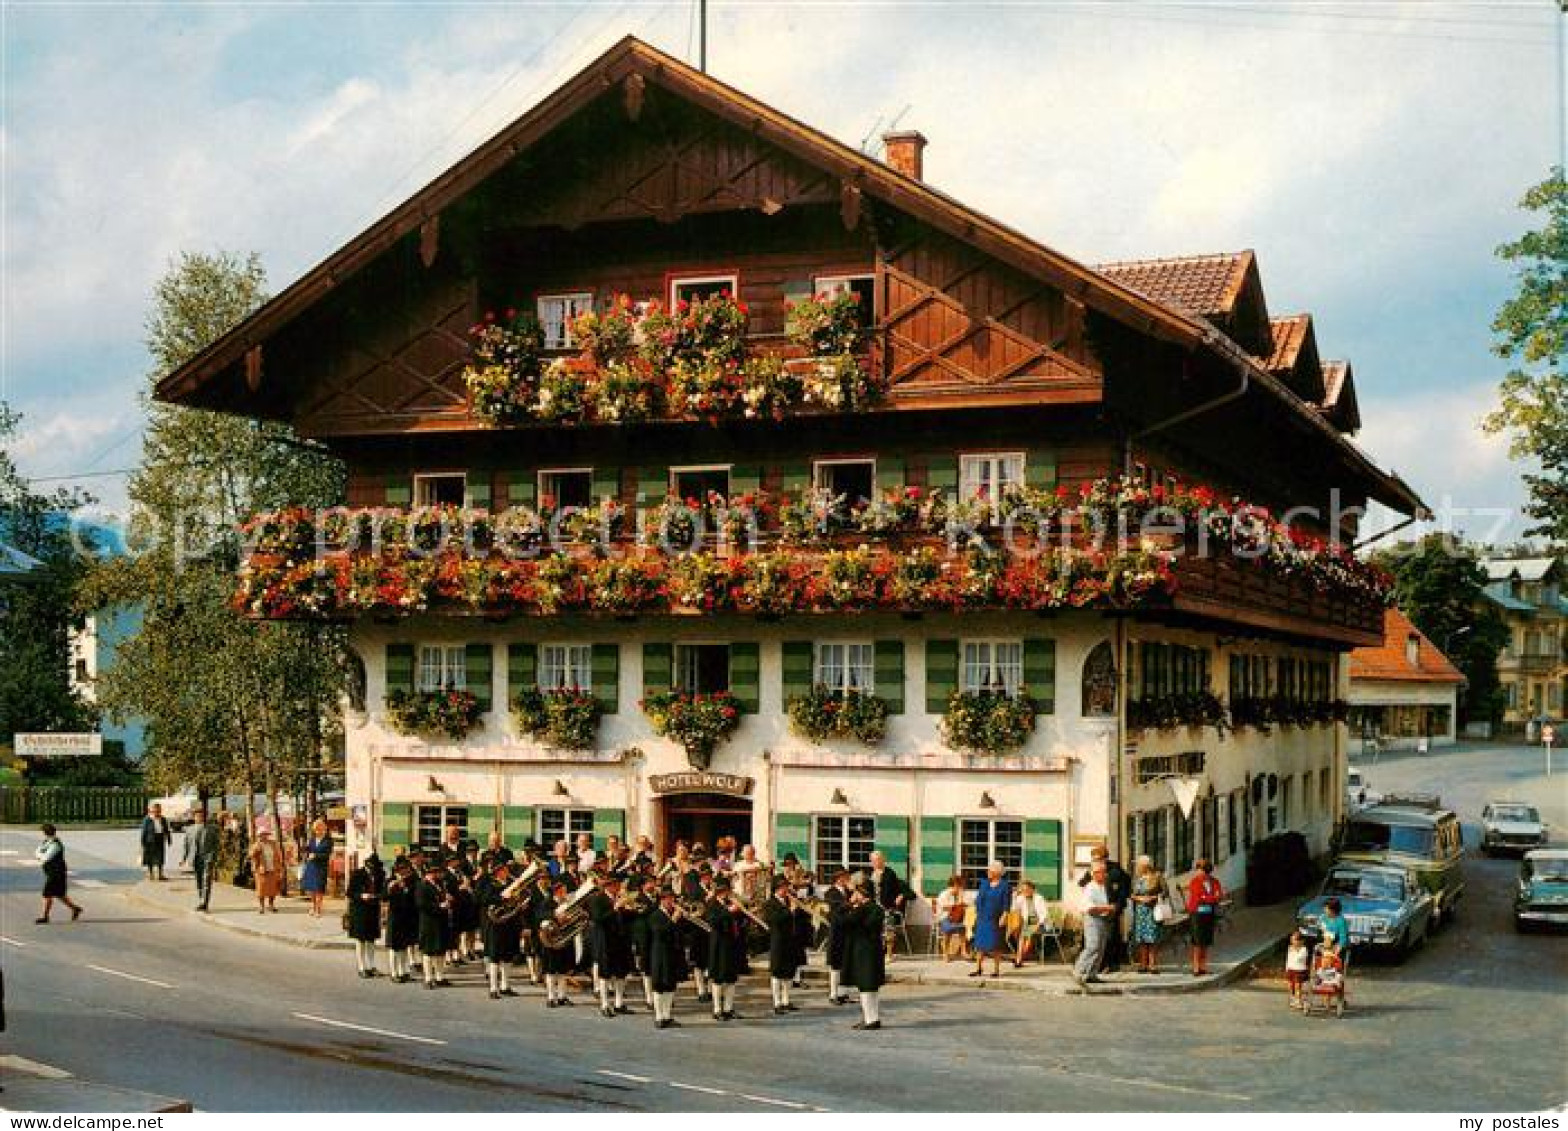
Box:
1514;849;1568;932
1481;801;1548;856
1296;862;1434;959
150;789;200;830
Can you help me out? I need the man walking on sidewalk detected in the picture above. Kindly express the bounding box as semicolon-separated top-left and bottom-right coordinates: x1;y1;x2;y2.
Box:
189;809;220;912
1073;860;1117;989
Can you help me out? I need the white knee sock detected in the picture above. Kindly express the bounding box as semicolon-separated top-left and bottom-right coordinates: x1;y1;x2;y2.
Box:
423;956;437;984
642;974;653;1005
862;991;880;1024
724;983;737;1013
545;974;557;1001
694;969;709;996
654;991;673;1022
599;976;612;1010
712;982;725;1016
499;964;511;992
828;969;841;1000
613;978;626;1009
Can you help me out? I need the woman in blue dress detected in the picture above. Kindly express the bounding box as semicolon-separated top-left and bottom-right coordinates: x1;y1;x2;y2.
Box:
1128;855;1166;972
300;818;333;917
970;861;1012;978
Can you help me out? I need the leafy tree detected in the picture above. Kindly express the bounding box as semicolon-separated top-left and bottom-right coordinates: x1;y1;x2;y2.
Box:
1372;535;1508;726
1483;170;1566;543
82;251;347;835
0;403;96;763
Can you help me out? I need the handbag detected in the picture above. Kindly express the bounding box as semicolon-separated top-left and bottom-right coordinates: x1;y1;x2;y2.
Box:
1154;894;1174;923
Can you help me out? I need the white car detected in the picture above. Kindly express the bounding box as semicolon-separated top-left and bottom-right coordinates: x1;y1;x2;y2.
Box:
1481;802;1548;856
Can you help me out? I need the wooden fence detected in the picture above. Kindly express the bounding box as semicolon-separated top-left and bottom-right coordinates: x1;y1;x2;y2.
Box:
0;786;151;825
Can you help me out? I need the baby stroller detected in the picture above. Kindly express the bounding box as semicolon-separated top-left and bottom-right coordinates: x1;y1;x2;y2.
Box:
1301;942;1348;1018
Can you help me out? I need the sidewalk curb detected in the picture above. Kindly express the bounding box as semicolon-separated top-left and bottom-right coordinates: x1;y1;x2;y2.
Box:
124;885;353;951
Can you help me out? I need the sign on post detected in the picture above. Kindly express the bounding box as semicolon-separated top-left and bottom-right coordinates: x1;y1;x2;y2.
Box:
13;733;103;758
1544;724;1555;779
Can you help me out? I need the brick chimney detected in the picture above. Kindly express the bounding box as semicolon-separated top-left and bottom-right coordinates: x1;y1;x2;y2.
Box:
883;130;928;181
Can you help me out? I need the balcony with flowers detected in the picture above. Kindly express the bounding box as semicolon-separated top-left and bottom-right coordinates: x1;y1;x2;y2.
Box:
461;289;885;428
233;478;1393;643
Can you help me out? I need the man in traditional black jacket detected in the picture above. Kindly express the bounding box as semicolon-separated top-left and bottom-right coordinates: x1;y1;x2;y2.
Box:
588;875;633;1018
763;874;801;1015
646;887;688;1030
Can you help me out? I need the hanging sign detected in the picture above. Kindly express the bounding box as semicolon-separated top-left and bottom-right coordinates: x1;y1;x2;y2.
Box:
14;733;102;758
1167;776;1203;819
648;771;754;798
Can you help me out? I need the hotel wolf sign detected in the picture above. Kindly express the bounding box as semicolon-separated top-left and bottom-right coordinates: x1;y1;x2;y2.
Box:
648;771;754;798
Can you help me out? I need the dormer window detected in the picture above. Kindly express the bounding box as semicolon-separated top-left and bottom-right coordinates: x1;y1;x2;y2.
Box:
671;274;738;306
536;292;595;351
414;473;466;508
1406;634;1421;667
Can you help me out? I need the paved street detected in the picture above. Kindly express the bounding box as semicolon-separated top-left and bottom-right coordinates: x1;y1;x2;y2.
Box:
1;743;1564;1112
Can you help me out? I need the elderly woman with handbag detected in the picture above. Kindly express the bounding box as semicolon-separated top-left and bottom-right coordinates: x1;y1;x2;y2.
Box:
1128;855;1169;973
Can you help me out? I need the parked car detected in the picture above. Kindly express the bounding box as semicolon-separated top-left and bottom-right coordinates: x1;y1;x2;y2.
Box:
1480;801;1548;856
150;789;200;830
1346;766;1382;811
1337;801;1465;926
1514;849;1568;932
1296;862;1434;959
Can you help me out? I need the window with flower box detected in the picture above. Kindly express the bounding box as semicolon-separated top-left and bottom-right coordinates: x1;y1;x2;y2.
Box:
536;292;595;351
813;814;876;883
417;645;467;693
413;473;466;508
416;804;468;850
962;641;1024;696
1136;643;1211;698
959;818;1024;888
539;644;593;691
960;453;1024;501
813;459;875;509
539;469;593;511
815;642;874;694
813;274;874;327
670;274;738;306
670;465;731;502
675;643;731;695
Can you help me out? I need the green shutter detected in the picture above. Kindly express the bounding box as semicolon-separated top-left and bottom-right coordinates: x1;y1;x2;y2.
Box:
731;465;762;495
781;641;814;705
729;642;760;714
874;639;905;714
1023;638;1056;715
592;467;620;504
927;454;958;491
1024;818;1063;899
879;815;910;876
468;477;493;508
465;643;493;712
1025;449;1057;489
779;462;810;496
774;812;810;869
875;457;905;493
385;474;411;506
508;643;537;703
386;643;415;696
592;809;625;847
925;639;959;714
379;801;413;852
501;806;533;843
468;804;497;838
636;466;667;504
643;643;672;697
592;643;620;714
918;815;956;896
507;469;536;508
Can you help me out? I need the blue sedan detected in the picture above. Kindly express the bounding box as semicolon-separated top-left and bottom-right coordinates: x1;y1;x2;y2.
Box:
1296;863;1435;961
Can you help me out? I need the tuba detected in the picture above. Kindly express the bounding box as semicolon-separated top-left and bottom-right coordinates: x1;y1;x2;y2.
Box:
487;859;543;924
538;876;596;948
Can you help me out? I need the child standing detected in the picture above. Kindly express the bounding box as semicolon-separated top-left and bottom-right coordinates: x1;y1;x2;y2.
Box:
1284;931;1310;1009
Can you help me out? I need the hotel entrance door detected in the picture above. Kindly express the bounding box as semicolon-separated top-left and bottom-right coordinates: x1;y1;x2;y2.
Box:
657;792;754;854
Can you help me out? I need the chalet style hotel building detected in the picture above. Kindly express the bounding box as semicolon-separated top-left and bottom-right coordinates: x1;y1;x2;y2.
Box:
157;38;1424;917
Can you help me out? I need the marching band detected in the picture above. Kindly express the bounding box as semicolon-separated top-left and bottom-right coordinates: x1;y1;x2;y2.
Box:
341;828;890;1031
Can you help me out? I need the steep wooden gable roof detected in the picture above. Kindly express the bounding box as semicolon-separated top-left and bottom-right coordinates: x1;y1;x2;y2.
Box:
1319;359;1361;433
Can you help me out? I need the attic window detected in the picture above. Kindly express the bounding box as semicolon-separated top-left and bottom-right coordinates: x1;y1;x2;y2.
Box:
1406;634;1421;667
671;274;738;307
537;292;594;351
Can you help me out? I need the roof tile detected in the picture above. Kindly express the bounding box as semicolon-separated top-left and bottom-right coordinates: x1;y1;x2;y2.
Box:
1094;252;1251;318
1349;607;1465;684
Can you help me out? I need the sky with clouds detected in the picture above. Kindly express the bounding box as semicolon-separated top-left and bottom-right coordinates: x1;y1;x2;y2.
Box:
2;1;1561;542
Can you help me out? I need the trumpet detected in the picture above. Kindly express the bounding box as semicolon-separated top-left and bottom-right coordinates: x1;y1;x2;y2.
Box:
793;894;833;931
728;896;769;937
614;889;651;914
674;898;713;933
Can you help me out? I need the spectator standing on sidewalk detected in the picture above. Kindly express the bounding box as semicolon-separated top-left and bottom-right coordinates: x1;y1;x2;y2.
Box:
190;809;221;912
34;824;84;924
300;818;333;918
139;803;172;881
1073;859;1117;988
247;827;284;913
1186;858;1224;976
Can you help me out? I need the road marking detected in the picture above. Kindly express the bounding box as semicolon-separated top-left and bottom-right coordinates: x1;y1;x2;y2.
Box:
86;964;175;989
669;1081;727;1096
73;877;108;889
597;1069;653;1084
0;1055;73;1080
1055;1068;1250;1102
0;849;19;856
739;1093;809;1109
292;1012;448;1046
0;936;29;948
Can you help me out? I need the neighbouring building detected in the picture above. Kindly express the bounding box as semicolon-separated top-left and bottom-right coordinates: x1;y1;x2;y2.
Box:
1482;555;1566;733
153;38;1424;913
67;604;148;761
1347;607;1463;751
